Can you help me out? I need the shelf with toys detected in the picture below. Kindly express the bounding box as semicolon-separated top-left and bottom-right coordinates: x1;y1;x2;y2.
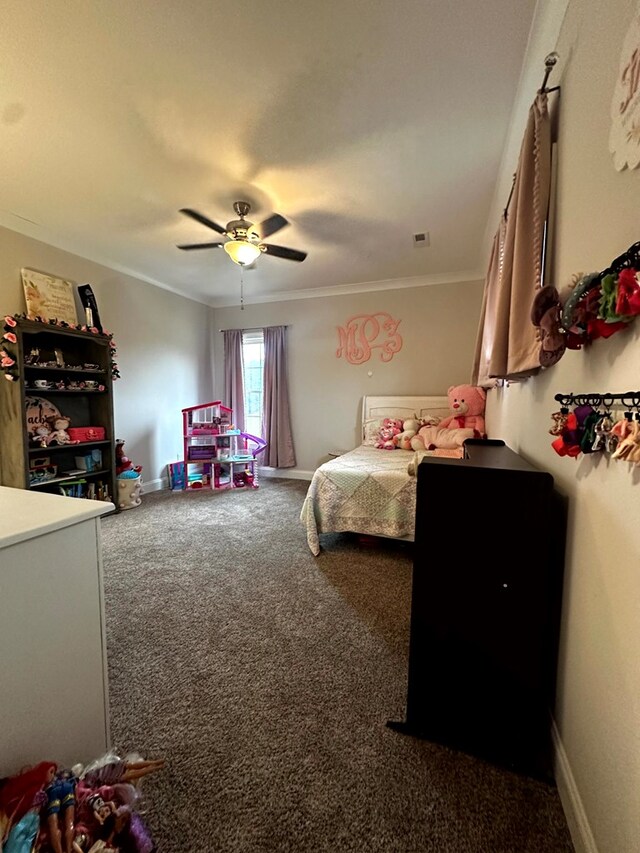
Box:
178;400;267;490
28;439;112;454
0;317;118;505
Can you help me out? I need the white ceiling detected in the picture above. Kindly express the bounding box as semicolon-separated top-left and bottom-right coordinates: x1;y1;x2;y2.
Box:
0;0;537;306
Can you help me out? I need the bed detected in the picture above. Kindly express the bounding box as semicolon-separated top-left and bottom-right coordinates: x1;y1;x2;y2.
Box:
300;395;458;555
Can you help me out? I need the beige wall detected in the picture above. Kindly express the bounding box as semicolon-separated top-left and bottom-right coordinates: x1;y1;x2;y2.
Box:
486;1;640;850
0;222;483;481
212;280;484;473
0;225;214;485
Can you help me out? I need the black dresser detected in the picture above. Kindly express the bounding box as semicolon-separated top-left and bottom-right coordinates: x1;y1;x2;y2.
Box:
389;440;566;781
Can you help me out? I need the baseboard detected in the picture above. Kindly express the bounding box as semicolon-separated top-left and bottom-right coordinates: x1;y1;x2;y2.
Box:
552;720;598;853
142;476;168;493
258;467;313;481
140;471;311;491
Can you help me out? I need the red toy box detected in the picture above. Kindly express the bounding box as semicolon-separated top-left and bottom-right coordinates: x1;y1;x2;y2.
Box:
68;426;106;442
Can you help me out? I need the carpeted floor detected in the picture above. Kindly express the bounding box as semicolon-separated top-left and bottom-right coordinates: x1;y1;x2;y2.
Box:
101;479;574;853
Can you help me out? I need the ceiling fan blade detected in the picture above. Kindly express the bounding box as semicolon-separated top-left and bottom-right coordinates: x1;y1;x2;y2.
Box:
177;241;225;250
262;243;307;262
256;213;288;239
179;208;226;235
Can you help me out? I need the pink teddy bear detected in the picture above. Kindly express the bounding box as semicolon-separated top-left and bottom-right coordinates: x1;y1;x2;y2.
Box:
410;384;487;451
438;384;486;435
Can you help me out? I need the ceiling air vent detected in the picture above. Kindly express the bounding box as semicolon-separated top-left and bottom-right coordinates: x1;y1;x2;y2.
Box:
413;232;430;248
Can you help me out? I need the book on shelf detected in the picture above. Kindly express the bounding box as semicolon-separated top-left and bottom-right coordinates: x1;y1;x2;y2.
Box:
58;478;111;501
59;479;87;498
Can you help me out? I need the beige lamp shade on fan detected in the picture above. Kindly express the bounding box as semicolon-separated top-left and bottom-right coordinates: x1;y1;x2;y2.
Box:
224;240;262;266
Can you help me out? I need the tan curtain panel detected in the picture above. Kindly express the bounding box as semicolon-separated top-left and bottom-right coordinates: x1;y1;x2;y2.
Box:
472;225;504;386
472;93;551;384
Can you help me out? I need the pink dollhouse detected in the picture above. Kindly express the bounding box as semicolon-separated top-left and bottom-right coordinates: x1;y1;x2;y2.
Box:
179;401;267;490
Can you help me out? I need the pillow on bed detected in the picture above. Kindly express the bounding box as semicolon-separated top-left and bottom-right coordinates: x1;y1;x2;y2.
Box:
363;418;385;446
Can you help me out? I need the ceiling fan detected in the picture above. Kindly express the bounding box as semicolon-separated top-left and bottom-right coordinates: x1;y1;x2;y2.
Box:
177;201;307;266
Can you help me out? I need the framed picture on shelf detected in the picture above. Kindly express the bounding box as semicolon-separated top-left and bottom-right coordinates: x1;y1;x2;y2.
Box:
21;268;78;325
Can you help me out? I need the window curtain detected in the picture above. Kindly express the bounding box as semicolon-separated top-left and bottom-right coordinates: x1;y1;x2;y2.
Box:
223;329;245;431
262;325;296;468
472;224;504;387
472;92;551;384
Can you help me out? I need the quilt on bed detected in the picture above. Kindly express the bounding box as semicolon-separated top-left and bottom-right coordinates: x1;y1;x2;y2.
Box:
300;445;461;555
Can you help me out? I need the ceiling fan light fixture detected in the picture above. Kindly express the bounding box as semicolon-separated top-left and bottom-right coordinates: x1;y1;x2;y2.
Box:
224;240;262;266
179;203;305;265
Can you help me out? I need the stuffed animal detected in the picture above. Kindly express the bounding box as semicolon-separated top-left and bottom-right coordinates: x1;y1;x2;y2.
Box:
410;385;486;451
394;418;421;450
396;431;416;450
116;439;142;476
438;384;486;436
375;418;403;450
410;423;475;451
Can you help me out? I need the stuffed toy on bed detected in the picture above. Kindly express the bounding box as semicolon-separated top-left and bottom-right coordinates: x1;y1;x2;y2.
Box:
439;384;486;435
394;418;422;450
375;418;403;450
410;423;475;450
410;384;486;451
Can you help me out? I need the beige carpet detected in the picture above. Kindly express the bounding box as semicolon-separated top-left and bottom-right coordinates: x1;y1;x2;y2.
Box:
101;479;574;853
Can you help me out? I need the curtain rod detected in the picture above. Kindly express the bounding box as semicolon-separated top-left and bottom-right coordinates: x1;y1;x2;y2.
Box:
219;325;290;332
503;53;561;219
538;52;561;95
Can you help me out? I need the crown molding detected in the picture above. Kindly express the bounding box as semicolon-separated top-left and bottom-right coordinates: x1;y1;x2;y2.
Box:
0;215;482;309
0;214;207;306
208;269;483;308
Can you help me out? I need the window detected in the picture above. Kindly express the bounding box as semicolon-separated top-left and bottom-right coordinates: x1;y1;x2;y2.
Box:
242;330;264;438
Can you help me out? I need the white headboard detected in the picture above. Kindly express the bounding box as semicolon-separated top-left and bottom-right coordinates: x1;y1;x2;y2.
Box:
362;395;450;436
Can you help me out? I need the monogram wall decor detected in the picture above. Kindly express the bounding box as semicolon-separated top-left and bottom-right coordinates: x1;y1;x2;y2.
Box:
336;312;403;364
609;1;640;171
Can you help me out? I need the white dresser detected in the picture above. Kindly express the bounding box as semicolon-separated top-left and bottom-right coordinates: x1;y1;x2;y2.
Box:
0;487;114;775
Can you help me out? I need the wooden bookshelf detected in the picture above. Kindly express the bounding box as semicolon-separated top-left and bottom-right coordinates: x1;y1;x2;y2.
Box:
0;319;117;507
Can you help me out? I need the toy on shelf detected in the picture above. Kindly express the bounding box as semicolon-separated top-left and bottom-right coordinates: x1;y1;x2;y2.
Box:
47;415;73;446
181;401;267;491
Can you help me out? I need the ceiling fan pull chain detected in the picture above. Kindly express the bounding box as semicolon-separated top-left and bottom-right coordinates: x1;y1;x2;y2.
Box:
240;267;244;311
